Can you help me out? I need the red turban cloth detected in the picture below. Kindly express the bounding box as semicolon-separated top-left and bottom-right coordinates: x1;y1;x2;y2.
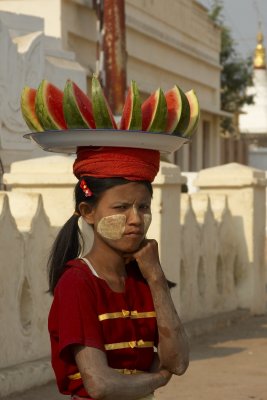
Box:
73;147;160;182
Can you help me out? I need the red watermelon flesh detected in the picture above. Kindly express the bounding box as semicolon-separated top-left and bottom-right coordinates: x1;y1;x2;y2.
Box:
165;85;190;135
20;86;43;131
142;96;154;131
26;88;37;121
46;84;67;129
120;80;142;130
72;81;96;128
165;86;182;133
120;89;132;129
63;80;96;129
35;80;67;130
142;88;167;132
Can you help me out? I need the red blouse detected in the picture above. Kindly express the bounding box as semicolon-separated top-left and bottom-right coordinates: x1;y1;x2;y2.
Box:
48;259;158;398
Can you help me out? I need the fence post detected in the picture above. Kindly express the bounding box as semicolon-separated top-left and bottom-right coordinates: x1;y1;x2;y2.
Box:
150;161;185;310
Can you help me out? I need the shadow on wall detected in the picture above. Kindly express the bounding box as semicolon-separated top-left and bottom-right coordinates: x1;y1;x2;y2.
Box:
178;193;252;323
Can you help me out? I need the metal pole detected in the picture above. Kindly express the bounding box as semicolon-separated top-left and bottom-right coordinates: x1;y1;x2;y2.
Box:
103;0;127;115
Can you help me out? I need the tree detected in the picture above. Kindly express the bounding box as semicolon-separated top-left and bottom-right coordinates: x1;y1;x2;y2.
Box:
209;1;254;135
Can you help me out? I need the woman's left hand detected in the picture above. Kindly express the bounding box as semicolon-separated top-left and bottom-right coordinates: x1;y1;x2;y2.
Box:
124;239;164;283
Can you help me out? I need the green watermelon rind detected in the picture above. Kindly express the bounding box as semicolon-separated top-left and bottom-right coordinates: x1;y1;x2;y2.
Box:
92;75;116;129
35;80;65;130
183;90;200;137
127;81;142;130
147;88;167;133
21;86;43;132
63;80;90;129
173;86;190;135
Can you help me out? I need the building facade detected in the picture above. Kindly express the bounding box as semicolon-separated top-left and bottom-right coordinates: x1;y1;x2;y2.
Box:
0;0;224;172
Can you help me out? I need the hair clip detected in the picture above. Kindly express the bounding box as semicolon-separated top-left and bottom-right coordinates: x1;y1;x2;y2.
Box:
80;179;93;197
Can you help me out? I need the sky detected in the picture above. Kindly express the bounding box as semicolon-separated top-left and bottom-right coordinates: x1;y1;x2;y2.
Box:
198;0;267;59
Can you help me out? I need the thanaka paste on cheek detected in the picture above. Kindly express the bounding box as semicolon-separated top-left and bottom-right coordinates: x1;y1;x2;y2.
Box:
144;214;152;234
96;210;152;241
132;204;152;234
97;214;126;240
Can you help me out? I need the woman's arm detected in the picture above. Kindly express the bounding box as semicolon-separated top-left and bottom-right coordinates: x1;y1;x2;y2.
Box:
130;239;190;376
74;346;171;400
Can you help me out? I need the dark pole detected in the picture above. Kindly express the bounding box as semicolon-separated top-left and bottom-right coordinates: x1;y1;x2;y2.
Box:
103;0;127;115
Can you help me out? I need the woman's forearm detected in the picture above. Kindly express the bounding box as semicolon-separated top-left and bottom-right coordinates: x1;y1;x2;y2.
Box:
127;239;189;376
148;272;189;375
74;346;171;400
83;368;169;400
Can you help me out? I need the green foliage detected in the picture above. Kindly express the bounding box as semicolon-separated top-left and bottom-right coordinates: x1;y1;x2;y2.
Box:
209;0;254;134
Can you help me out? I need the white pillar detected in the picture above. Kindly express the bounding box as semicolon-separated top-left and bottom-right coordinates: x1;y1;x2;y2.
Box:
149;161;184;310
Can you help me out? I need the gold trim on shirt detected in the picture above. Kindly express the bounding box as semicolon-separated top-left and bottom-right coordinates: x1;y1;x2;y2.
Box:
98;310;156;321
68;372;82;380
68;368;145;380
104;339;154;351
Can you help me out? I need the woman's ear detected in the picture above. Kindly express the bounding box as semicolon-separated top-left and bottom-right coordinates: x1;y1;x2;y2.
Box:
78;202;95;224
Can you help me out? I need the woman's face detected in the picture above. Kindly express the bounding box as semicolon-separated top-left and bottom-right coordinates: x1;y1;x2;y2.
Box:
89;182;152;253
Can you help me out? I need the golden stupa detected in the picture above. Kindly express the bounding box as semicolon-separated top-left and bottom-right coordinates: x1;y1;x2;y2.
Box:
254;31;266;69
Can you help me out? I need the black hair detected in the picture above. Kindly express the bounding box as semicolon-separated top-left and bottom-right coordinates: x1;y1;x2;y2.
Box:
47;176;153;295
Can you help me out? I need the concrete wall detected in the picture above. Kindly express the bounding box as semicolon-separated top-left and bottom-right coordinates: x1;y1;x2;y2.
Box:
1;158;266;396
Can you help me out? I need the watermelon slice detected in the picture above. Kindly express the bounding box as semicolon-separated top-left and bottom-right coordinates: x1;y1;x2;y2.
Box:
20;87;43;132
120;81;142;130
183;90;200;137
35;80;67;130
92;75;117;129
165;85;190;135
63;80;96;129
141;88;167;132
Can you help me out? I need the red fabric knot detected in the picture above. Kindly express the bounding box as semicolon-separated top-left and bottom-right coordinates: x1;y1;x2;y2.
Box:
73;147;160;182
80;179;93;197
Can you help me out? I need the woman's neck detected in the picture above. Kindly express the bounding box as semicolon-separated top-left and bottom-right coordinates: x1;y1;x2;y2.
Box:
86;238;127;280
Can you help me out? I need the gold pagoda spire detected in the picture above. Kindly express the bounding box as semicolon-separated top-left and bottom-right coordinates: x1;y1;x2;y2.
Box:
254;30;266;69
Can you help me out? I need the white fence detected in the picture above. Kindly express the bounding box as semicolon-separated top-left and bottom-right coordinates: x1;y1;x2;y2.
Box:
0;158;266;396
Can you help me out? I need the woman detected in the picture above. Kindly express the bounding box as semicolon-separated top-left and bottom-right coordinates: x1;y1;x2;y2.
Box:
48;147;189;399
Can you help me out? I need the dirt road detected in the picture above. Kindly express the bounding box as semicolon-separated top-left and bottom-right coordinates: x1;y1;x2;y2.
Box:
2;313;267;400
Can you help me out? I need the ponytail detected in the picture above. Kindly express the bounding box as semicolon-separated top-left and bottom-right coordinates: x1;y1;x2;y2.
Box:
48;214;83;295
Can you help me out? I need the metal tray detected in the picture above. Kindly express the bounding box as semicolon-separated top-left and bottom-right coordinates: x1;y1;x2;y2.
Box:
24;129;189;154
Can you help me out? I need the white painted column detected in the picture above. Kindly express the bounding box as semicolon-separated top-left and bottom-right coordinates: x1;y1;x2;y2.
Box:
148;161;184;311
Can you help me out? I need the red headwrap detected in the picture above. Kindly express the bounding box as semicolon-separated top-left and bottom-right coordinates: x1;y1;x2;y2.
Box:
73;146;160;182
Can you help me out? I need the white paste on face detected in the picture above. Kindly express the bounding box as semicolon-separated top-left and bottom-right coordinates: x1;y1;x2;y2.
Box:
97;214;126;240
144;213;152;234
133;205;152;234
96;207;152;241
